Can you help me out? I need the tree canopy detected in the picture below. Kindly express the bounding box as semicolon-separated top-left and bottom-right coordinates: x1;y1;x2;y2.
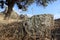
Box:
0;0;56;19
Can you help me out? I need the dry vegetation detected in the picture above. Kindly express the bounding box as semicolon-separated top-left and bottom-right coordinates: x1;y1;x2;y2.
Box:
0;11;20;24
0;14;26;40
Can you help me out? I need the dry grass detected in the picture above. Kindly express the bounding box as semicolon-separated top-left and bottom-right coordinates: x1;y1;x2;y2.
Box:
0;15;21;24
0;14;25;40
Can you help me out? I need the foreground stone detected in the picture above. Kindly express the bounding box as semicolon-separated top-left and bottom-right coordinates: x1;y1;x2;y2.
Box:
22;14;54;40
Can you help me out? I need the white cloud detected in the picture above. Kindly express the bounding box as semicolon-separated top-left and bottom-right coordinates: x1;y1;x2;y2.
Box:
54;14;60;19
27;14;33;17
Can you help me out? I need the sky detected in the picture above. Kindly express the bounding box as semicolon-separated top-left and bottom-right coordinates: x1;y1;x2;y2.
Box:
0;0;60;19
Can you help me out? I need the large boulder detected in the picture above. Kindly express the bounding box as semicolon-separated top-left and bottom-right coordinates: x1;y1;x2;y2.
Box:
23;14;54;40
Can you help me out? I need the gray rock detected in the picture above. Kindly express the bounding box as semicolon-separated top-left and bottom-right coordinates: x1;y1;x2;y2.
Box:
24;14;54;39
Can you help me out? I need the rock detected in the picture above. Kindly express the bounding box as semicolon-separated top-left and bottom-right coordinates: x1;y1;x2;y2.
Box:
24;14;54;40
